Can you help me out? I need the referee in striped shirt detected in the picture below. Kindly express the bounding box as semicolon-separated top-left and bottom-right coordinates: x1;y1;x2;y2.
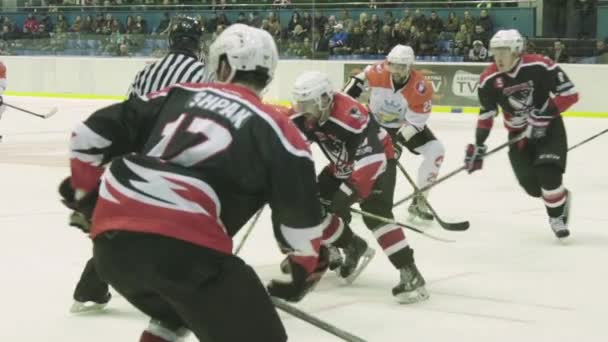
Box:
127;16;212;99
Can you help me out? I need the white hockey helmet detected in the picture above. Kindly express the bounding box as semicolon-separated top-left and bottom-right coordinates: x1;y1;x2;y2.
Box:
489;29;524;54
387;44;415;65
292;71;334;125
208;23;279;86
386;44;415;81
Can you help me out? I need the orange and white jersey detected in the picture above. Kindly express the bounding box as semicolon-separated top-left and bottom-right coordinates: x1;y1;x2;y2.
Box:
0;61;6;94
362;61;433;129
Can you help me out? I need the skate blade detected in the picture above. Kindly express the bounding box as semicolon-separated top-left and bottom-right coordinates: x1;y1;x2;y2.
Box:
343;247;376;285
395;286;430;304
70;300;109;314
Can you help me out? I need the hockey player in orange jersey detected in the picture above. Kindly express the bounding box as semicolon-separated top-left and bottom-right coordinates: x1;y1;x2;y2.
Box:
344;45;445;221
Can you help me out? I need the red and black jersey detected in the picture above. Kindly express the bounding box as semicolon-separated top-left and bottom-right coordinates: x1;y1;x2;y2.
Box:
70;83;324;272
476;54;578;138
290;92;394;199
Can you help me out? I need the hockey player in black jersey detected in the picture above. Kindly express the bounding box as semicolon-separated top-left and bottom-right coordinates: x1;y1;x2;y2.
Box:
68;16;212;314
464;29;579;239
286;71;428;304
66;24;329;342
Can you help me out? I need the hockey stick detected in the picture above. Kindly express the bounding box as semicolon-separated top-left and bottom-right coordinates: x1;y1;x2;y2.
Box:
234;206;264;255
4;102;58;119
567;128;608;151
320;199;454;242
395;161;470;231
271;297;367;342
393;133;527;208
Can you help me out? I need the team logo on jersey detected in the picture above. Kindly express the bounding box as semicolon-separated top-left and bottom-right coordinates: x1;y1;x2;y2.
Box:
416;81;427;94
504;81;535;113
349;107;364;121
494;77;504;88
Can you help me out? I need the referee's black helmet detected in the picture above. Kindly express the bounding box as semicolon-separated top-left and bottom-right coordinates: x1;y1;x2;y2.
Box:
169;16;204;59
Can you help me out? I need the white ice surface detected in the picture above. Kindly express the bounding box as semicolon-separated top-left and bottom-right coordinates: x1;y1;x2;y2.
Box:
1;97;607;342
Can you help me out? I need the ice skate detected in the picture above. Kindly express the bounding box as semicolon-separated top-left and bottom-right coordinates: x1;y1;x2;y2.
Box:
408;194;434;221
338;236;375;284
70;291;111;313
549;190;571;239
392;263;429;304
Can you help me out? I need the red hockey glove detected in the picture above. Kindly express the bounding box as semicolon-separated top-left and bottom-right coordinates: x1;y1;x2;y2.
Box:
464;144;487;174
267;246;329;302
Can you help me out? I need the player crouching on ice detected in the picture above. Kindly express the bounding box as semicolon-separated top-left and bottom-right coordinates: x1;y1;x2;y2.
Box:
285;71;428;304
464;29;579;239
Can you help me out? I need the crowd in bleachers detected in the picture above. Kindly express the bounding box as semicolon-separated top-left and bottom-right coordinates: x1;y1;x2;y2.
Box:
0;5;606;62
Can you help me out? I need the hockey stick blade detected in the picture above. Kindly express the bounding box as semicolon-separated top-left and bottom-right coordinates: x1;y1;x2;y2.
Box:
271;297;368;342
43;107;58;119
395;161;470;231
4;102;57;119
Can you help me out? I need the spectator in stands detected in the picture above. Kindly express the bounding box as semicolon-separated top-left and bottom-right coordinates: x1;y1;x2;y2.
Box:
412;9;427;30
126;15;136;34
378;24;392;54
455;24;471;47
288;11;302;33
466;40;488;61
55;14;69;33
300;11;312;32
549;40;570;63
32;24;50;40
445;11;460;33
384;11;395;27
392;22;409;46
290;24;307;43
248;12;262;28
72;16;83;33
273;0;292;8
409;25;422;53
315;23;333;53
428;11;444;35
471;24;489;47
23;14;40;34
157;12;171;34
267;13;282;41
1;25;16;41
118;42;130;57
0;39;11;55
82;15;95;34
313;11;328;34
349;25;363;53
400;9;413;31
47;27;67;54
370;13;383;34
462;11;475;32
361;27;378;55
594;39;608;57
359;12;371;32
329;23;350;54
339;9;353;28
420;25;437;56
478;9;493;33
217;13;231;28
133;15;148;34
40;14;53;33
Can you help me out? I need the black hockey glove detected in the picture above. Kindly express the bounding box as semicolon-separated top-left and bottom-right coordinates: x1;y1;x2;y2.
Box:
329;182;358;219
464;144;487;174
58;176;99;233
268;246;329;302
344;76;365;99
527;109;553;141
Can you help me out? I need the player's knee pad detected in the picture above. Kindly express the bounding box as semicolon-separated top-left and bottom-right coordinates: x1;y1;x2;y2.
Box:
415;139;445;167
535;164;563;190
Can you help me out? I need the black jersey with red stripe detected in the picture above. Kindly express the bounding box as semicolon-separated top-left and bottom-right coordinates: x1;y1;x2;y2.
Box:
476;54;578;135
290;92;393;199
69;83;324;272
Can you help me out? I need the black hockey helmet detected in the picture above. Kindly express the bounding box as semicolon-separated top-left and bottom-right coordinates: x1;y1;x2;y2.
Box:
168;16;204;59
